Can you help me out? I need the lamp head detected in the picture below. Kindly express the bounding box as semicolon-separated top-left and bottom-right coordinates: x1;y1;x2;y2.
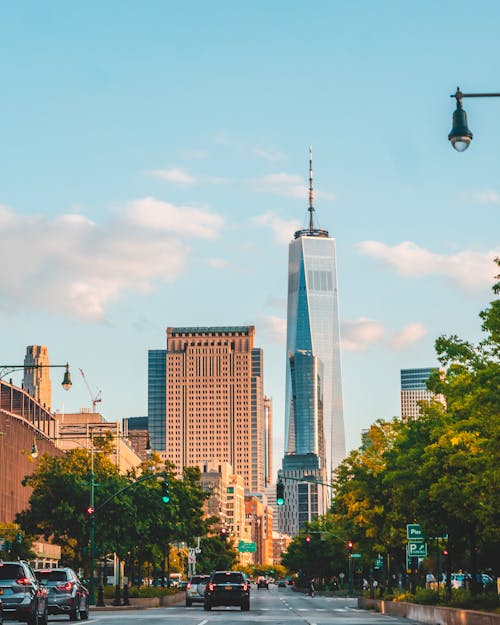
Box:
449;89;473;151
31;439;39;459
62;363;72;391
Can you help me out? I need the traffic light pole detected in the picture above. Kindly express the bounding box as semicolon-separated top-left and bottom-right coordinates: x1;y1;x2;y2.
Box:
88;471;169;605
348;554;353;595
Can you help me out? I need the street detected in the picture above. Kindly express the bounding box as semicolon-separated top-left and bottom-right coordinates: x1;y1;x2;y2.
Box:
50;587;422;625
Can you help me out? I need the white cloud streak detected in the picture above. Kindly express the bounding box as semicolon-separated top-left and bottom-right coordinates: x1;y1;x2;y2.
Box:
341;318;385;352
0;200;224;321
258;315;287;345
148;167;197;184
253;212;301;245
356;240;499;292
389;323;427;350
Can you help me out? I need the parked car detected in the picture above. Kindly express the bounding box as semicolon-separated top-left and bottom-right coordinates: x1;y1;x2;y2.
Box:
204;571;250;611
0;560;48;624
35;567;89;621
185;574;210;606
257;577;269;589
0;598;3;625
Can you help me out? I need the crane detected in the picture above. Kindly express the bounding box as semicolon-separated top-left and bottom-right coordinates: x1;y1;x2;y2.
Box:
79;368;102;412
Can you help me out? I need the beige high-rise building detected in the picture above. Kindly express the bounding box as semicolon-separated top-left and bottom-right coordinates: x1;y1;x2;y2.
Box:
23;345;52;409
161;326;266;492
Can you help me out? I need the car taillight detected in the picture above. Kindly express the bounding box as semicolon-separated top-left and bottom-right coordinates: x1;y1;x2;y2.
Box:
243;582;248;591
16;578;31;585
186;582;191;589
208;582;214;591
57;582;74;591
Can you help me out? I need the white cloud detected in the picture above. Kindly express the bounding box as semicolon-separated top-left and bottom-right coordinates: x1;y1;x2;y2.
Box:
389;323;427;350
207;258;228;269
124;197;224;239
341;318;385;352
148;167;197;184
253;147;286;162
472;190;500;204
0;199;224;321
253;212;301;245
356;240;499;292
258;315;287;345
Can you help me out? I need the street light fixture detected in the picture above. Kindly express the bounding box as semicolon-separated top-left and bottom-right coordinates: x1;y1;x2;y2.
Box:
0;363;72;390
448;86;500;151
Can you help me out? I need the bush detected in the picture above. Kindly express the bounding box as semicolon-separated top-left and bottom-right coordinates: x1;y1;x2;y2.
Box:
413;588;441;605
102;585;179;599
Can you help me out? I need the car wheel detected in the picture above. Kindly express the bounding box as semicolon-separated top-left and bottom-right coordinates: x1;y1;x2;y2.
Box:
40;604;48;625
203;602;211;611
69;600;80;621
79;602;89;621
27;610;39;625
241;600;250;611
185;599;192;607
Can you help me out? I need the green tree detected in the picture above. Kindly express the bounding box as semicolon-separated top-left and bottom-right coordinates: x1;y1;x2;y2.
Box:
195;535;238;572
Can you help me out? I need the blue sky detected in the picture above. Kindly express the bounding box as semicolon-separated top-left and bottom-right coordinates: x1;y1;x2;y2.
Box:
1;1;499;471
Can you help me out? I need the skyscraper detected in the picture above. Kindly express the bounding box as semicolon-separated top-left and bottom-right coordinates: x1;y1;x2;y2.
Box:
280;148;345;534
148;326;267;492
23;345;52;409
400;367;444;420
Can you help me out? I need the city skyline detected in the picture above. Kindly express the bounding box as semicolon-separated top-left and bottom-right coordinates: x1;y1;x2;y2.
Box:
1;2;499;472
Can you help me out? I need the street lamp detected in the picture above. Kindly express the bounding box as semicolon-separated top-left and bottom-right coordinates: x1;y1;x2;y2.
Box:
448;86;500;151
0;363;72;390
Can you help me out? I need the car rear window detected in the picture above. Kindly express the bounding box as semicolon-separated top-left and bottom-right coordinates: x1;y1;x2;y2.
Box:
0;564;25;580
191;576;209;583
212;572;244;584
36;571;69;582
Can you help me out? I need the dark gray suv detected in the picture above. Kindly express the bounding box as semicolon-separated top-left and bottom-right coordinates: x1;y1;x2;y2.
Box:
204;571;250;611
0;561;48;624
35;568;89;621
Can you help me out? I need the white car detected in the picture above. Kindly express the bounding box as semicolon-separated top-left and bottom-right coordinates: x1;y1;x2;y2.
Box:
185;574;210;606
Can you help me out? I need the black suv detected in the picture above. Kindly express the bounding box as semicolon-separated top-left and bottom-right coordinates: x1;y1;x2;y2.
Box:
0;561;48;624
204;571;250;611
35;568;89;621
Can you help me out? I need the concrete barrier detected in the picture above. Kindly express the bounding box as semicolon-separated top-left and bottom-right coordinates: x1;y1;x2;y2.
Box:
358;597;500;625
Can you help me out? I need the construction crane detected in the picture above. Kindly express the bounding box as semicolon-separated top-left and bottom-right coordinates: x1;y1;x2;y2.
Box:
79;369;102;413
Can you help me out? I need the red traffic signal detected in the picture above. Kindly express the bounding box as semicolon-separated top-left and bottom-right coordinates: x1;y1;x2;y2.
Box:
220;527;228;540
442;549;449;556
305;535;311;544
86;506;95;515
347;540;353;553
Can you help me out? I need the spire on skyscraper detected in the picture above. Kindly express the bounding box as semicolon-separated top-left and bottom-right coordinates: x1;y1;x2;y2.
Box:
295;146;329;239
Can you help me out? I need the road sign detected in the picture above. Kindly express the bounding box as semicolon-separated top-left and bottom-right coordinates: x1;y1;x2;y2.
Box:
406;524;424;540
350;553;362;558
238;541;257;553
407;541;427;557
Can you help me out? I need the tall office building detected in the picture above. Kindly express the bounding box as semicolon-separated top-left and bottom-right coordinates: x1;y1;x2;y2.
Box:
401;367;444;420
263;396;272;487
280;148;345;534
148;326;266;492
23;345;52;408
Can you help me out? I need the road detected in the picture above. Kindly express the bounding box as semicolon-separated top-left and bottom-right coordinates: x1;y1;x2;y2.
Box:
47;586;422;625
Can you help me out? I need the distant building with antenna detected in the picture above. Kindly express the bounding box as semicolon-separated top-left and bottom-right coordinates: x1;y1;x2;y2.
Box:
280;147;345;536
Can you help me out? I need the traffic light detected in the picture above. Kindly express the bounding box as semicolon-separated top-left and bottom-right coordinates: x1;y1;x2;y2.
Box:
347;540;353;554
220;527;228;540
305;535;311;545
86;506;95;516
16;532;22;544
161;480;170;503
276;481;285;506
442;549;449;557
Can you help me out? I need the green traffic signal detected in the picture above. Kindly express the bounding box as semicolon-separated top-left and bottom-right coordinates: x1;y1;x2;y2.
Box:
276;481;285;506
161;480;170;503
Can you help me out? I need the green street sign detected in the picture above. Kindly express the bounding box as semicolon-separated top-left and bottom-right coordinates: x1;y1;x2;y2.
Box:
350;553;362;558
406;524;424;540
238;541;256;553
407;541;427;557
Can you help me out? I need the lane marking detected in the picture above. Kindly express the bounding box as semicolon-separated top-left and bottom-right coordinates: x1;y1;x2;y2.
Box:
196;620;208;625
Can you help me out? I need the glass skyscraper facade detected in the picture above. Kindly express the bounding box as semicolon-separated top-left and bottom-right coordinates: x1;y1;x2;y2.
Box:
279;149;345;536
284;230;346;480
148;349;166;451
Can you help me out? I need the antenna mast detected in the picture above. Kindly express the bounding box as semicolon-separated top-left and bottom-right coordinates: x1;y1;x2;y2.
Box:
308;145;315;231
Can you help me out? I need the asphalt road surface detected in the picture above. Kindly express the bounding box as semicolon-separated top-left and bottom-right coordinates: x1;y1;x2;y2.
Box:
46;586;423;625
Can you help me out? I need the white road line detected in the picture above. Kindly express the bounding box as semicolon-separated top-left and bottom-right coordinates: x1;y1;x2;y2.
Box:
196;620;208;625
